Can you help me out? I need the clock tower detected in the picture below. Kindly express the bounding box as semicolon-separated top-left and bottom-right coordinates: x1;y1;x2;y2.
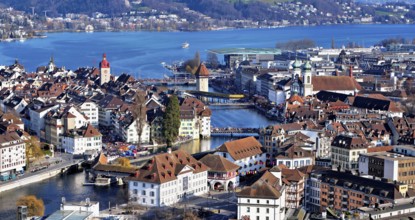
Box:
99;53;111;85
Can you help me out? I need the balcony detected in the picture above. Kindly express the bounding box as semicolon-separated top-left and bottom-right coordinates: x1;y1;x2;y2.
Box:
342;194;348;198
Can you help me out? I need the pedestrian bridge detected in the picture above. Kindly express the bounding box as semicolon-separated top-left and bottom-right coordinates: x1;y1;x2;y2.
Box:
210;127;259;137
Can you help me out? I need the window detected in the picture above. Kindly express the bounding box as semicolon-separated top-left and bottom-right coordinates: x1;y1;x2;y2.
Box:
266;208;269;213
143;183;146;187
133;182;138;186
150;191;155;197
151;199;154;204
142;191;146;196
142;198;146;203
257;208;260;213
247;207;250;213
247;199;250;203
257;200;260;204
266;200;269;204
133;189;138;194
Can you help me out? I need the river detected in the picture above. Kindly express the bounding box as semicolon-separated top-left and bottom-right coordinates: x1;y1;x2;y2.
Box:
0;24;413;218
0;105;275;219
0;24;415;77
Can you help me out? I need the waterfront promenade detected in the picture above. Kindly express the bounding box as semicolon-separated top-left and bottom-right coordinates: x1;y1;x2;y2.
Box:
0;153;82;193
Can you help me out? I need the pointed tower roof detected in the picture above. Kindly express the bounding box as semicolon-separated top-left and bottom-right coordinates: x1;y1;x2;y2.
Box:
195;63;209;77
99;53;110;68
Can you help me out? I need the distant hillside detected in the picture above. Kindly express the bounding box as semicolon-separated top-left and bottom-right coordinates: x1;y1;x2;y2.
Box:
0;0;375;22
0;0;130;16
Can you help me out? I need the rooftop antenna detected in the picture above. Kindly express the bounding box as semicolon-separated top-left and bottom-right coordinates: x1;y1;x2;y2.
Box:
30;7;35;16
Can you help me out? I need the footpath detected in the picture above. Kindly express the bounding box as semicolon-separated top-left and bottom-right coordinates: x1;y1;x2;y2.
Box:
0;154;80;193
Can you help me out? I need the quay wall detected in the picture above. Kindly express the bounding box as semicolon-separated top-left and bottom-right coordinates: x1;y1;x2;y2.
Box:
0;168;62;193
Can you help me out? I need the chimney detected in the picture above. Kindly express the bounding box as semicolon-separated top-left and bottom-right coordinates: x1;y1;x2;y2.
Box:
167;148;172;154
349;65;353;78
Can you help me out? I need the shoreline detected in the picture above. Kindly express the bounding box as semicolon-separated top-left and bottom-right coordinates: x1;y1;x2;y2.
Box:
3;22;415;43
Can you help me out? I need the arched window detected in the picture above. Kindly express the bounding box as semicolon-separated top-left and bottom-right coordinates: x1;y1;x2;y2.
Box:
307;76;311;84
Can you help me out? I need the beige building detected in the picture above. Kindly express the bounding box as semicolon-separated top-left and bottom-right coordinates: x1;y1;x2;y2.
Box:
331;135;369;170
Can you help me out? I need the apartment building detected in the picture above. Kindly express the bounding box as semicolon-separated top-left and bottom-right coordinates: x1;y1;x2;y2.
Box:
331;135;369;170
0;132;25;180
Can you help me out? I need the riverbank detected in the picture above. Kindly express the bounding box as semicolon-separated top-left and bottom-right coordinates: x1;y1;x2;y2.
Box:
0;168;61;193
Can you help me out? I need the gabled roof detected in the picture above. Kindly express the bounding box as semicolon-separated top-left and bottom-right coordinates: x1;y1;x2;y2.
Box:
313;76;361;92
83;124;101;138
216;137;263;161
282;168;305;182
126;149;208;184
199;154;240;172
237;171;282;199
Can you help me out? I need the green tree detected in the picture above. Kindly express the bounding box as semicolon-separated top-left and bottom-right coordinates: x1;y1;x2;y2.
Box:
16;195;45;217
162;95;181;147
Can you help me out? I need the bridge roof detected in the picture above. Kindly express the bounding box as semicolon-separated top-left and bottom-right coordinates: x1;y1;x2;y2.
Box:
93;163;138;174
208;48;282;55
186;90;244;99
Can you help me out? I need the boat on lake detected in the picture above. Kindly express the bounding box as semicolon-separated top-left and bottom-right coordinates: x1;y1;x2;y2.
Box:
182;41;189;48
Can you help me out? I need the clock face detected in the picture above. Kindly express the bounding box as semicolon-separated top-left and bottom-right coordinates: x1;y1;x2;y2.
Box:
103;70;108;74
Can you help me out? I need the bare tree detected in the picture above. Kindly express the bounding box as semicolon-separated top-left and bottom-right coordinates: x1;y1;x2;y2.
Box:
132;90;147;147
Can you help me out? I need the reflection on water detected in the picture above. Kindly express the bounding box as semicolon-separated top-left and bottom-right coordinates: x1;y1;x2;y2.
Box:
210;106;278;128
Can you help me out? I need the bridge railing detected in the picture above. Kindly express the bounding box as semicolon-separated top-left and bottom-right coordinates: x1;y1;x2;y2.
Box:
210;127;259;133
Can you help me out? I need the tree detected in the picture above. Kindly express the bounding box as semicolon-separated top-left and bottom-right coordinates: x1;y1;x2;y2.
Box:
207;52;219;69
25;136;44;166
132;90;147;146
162;95;181;147
116;157;131;167
16;195;45;217
184;51;201;74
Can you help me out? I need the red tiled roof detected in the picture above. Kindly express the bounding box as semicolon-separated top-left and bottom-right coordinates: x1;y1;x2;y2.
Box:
313;76;361;92
83;124;101;138
199;154;240;172
126;149;208;184
216;137;263;161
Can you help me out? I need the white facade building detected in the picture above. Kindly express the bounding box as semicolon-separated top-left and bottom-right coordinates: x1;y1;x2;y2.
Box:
29;104;59;138
215;136;266;177
79;100;99;126
0;132;25;179
237;171;286;220
127;149;209;207
61;124;102;155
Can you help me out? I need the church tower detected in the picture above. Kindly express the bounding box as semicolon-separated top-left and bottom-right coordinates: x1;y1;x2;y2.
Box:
99;53;111;85
196;63;209;92
303;61;313;97
48;56;55;73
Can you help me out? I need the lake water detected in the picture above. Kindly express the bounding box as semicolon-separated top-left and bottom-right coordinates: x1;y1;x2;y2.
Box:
1;24;414;218
0;24;415;77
